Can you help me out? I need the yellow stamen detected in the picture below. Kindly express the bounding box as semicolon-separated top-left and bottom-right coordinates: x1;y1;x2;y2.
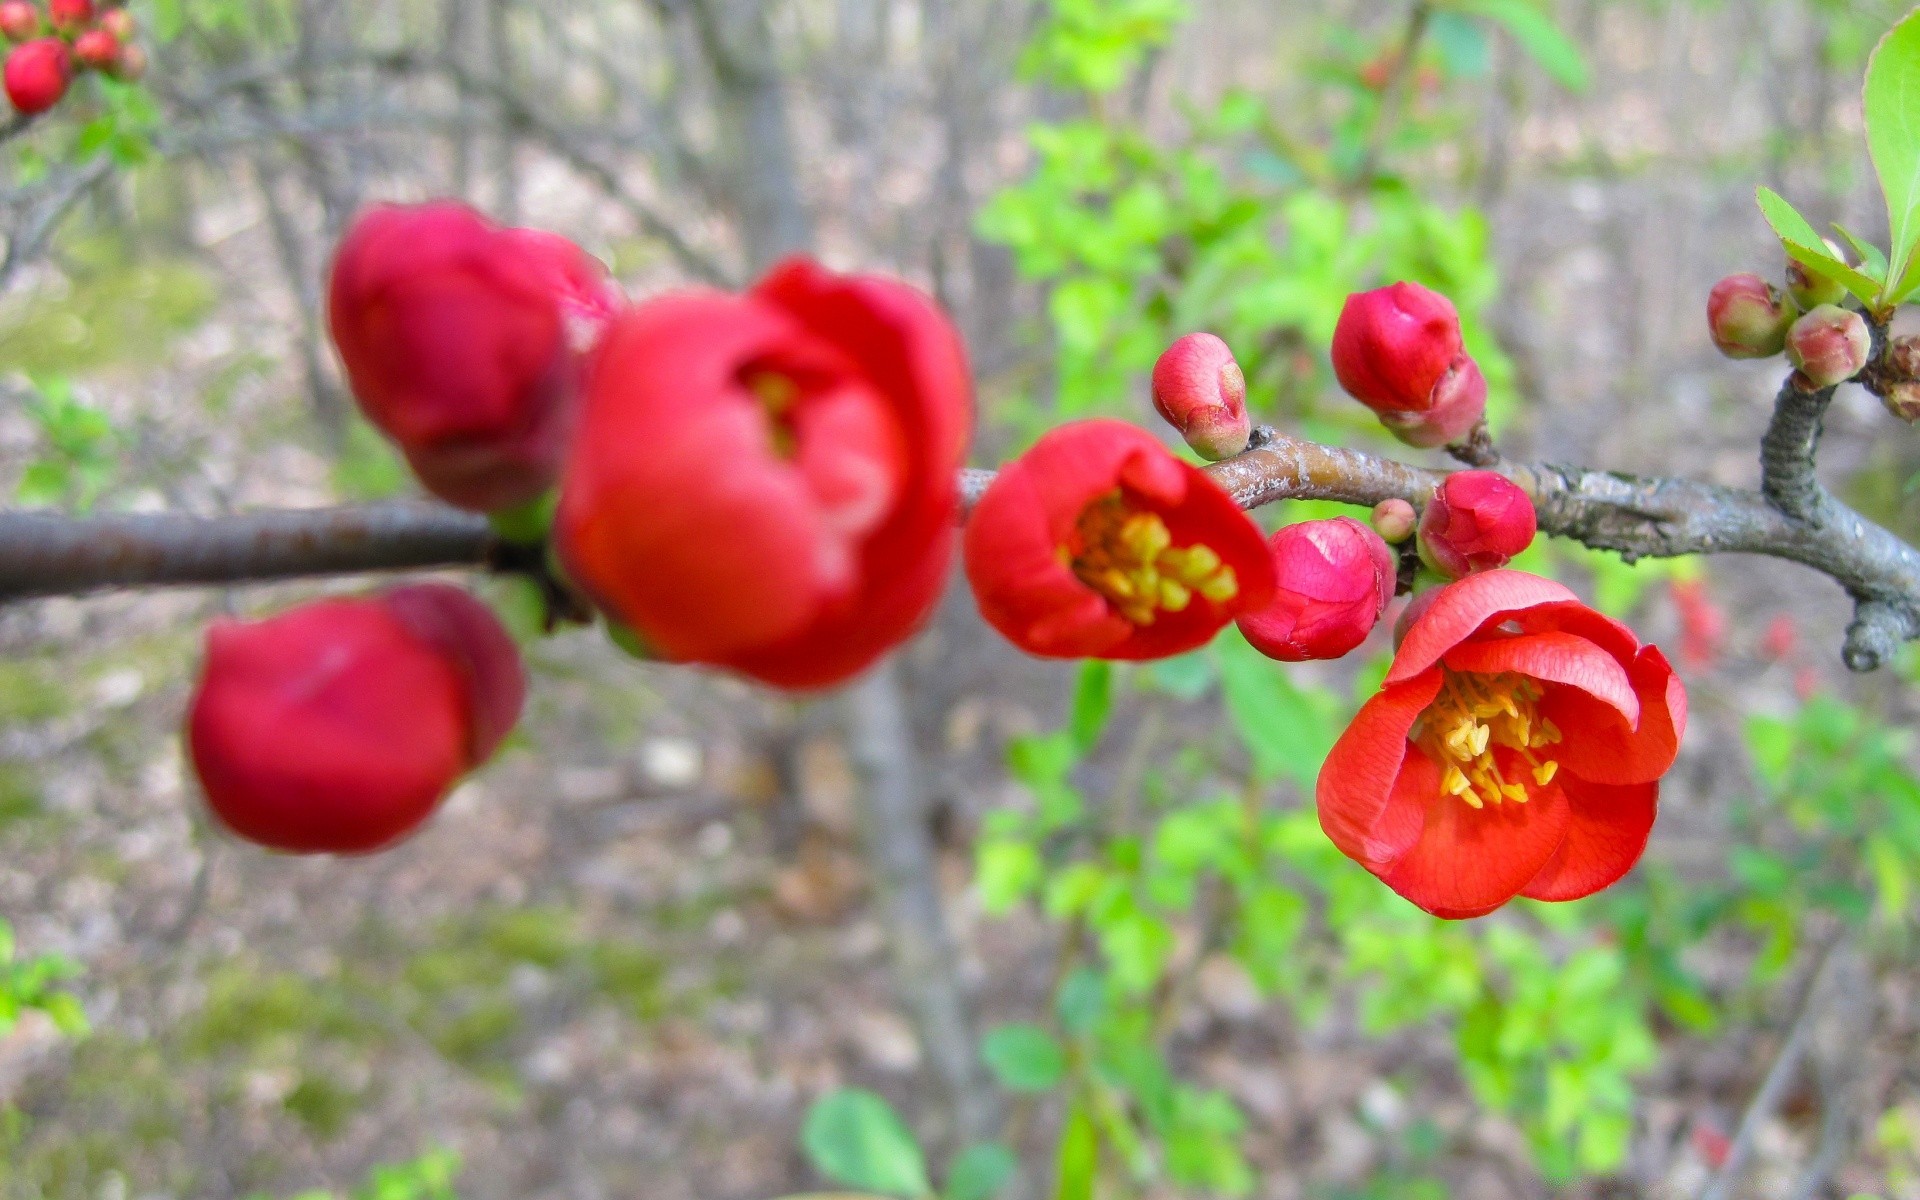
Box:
1411;669;1563;810
1070;491;1239;626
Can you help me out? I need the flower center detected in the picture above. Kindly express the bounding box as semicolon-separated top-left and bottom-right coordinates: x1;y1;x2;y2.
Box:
745;369;802;458
1412;669;1563;809
1069;490;1238;626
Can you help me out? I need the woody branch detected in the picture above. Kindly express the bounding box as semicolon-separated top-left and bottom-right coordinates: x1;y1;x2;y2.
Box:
4;361;1915;670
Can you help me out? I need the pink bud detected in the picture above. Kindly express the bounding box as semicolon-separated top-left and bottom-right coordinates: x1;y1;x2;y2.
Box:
99;7;133;40
1417;470;1536;578
1150;332;1250;461
72;28;118;71
1371;497;1417;544
1331;282;1487;447
1237;517;1395;662
1785;304;1870;388
1760;614;1797;662
1707;274;1794;359
1785;259;1844;310
3;39;68;114
0;3;39;42
107;41;142;80
1669;578;1725;672
47;0;90;32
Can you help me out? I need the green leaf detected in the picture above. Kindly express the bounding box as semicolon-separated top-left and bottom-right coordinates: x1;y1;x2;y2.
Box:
1866;8;1920;293
801;1089;932;1199
1832;223;1890;279
945;1143;1018;1200
981;1023;1068;1092
1068;661;1113;754
1755;188;1883;305
1053;1102;1099;1200
1453;0;1589;92
976;839;1044;913
1216;631;1338;788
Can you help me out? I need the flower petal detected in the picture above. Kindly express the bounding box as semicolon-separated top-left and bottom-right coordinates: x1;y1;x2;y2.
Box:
1443;630;1639;725
1387;570;1581;684
1519;777;1658;902
1542;644;1685;785
1317;672;1442;866
1377;761;1573;919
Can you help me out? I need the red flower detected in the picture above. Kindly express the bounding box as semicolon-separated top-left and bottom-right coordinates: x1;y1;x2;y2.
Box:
1669;578;1726;672
1151;332;1250;461
965;419;1275;659
4;39;69;114
188;584;525;854
1238;517;1395;662
1317;570;1685;918
1331;282;1486;448
1418;470;1537;577
555;256;971;690
327;201;615;512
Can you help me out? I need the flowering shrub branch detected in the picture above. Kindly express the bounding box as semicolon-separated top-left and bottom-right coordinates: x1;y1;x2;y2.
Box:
11;362;1920;672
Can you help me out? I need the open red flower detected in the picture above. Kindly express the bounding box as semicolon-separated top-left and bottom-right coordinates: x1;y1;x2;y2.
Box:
327;201;615;512
188;584;525;855
965;419;1275;659
555;256;971;690
1317;570;1685;918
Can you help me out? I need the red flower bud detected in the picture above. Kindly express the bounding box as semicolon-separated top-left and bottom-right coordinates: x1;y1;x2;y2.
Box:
1785;304;1870;388
47;0;89;31
72;27;117;71
965;419;1275;660
327;202;614;512
1371;497;1417;544
98;7;133;40
105;39;141;79
3;39;68;114
1785;259;1844;311
1320;570;1686;918
556;256;972;690
1706;274;1794;359
187;585;525;854
1760;614;1798;661
1668;578;1725;672
1237;517;1395;662
1150;332;1250;461
1332;282;1487;447
0;3;39;42
1418;470;1536;578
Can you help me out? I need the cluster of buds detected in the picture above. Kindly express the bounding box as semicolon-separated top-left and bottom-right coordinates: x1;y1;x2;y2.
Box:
1330;282;1488;449
2;0;142;116
1705;268;1871;391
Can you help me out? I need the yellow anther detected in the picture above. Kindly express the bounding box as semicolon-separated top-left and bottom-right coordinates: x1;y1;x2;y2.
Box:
1159;578;1192;611
1196;568;1238;603
1069;490;1240;626
1469;724;1491;756
1532;760;1559;787
1442;764;1472;796
1120;512;1172;558
1413;668;1563;812
1502;782;1531;804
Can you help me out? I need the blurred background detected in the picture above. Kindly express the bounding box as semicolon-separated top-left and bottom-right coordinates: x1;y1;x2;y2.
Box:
4;0;1920;1197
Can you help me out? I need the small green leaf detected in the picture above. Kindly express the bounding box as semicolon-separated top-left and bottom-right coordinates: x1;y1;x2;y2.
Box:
801;1089;932;1199
945;1143;1018;1200
1866;8;1920;293
1832;223;1890;279
1068;661;1113;754
1053;1103;1099;1200
981;1023;1068;1092
1453;0;1589;92
1756;188;1882;305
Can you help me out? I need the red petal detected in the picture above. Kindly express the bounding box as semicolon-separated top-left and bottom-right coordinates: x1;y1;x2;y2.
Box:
1541;644;1685;785
1317;672;1441;866
1377;761;1573;919
1387;570;1580;684
1519;777;1658;902
1443;630;1639;725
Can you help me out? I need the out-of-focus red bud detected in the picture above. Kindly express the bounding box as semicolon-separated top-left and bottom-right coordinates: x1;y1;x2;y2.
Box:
1690;1121;1732;1170
0;3;39;42
1237;517;1396;662
106;40;142;79
1371;497;1417;544
1417;470;1536;578
1794;665;1820;702
1785;259;1845;310
187;585;525;854
1785;304;1870;388
3;38;69;114
47;0;90;32
1882;381;1920;422
1760;614;1798;662
327;201;614;512
1150;332;1251;461
1669;578;1726;672
1706;274;1794;359
1332;282;1488;448
72;28;117;70
98;6;133;40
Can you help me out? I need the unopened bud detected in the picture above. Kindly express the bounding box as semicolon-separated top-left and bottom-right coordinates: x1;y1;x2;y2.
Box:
1882;381;1920;423
1706;273;1794;359
1371;497;1417;544
1785;304;1870;389
1332;282;1488;449
3;38;69;114
73;28;118;71
0;3;38;42
1417;470;1536;578
99;7;134;40
1785;258;1845;311
47;0;91;33
1374;354;1486;448
1236;517;1395;662
107;41;144;80
1150;332;1251;461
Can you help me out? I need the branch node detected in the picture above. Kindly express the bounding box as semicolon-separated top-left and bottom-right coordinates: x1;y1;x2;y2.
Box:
1843;600;1913;673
